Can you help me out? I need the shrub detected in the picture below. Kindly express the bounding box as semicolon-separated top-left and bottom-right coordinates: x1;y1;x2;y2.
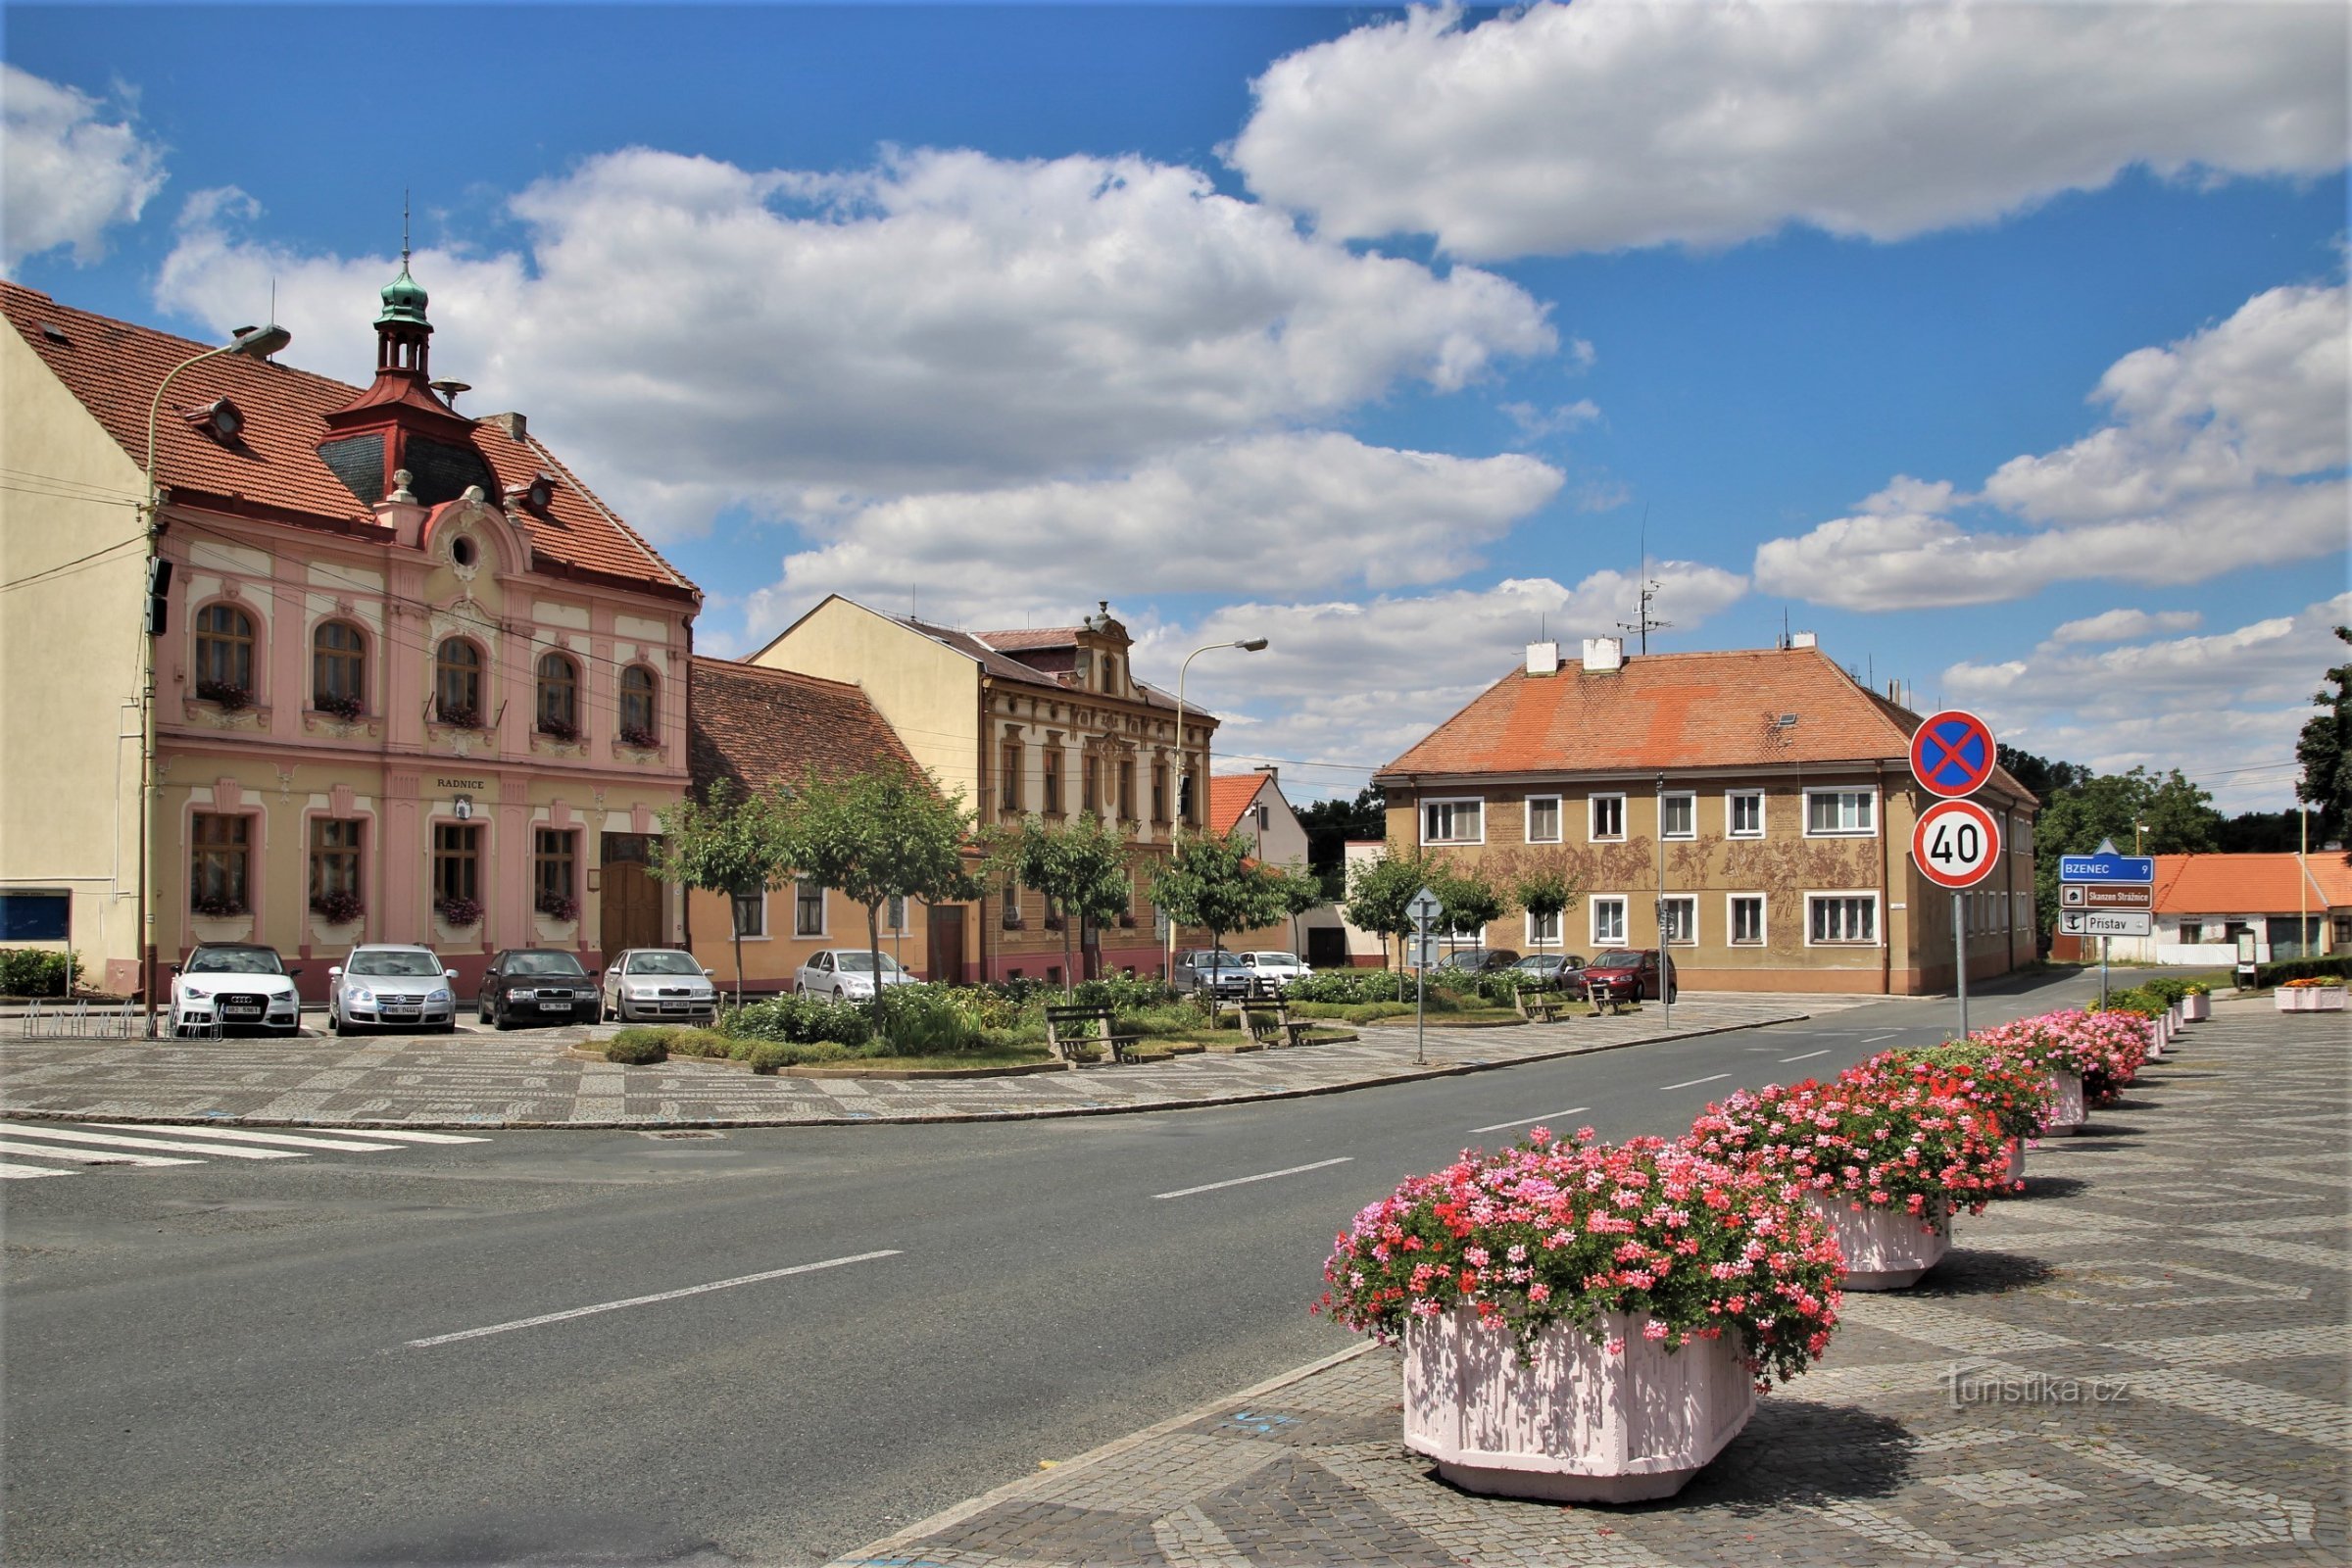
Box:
2257;956;2352;988
0;949;80;998
724;994;873;1047
872;985;985;1054
1289;968;1408;1004
1070;973;1179;1012
749;1039;855;1072
2139;975;2192;1004
1316;1128;1842;1387
605;1031;669;1065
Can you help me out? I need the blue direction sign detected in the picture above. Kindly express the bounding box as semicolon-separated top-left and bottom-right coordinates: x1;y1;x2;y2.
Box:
1910;710;1998;799
2059;853;2155;884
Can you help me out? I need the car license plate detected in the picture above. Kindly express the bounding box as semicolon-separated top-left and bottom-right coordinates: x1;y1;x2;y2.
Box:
223;1004;263;1018
540;1001;572;1011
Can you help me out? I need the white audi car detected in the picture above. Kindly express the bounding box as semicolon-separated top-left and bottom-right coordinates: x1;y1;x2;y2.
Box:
792;949;916;1001
171;943;304;1036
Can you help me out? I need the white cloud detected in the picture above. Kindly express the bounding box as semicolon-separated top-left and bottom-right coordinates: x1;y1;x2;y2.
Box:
153;147;1555;539
1;66;167;273
1230;1;2349;261
1501;399;1601;441
744;431;1564;639
1943;594;2349;812
1753;281;2350;611
2044;608;2204;647
1143;562;1750;783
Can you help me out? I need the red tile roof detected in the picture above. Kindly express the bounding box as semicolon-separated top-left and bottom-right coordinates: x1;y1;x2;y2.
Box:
2151;853;2352;914
2;281;696;601
688;656;918;797
1207;774;1268;836
1377;646;2034;806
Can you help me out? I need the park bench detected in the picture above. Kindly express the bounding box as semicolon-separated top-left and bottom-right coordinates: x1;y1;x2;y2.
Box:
1586;979;1632;1018
1513;988;1563;1024
1238;1000;1315;1050
1044;1004;1143;1065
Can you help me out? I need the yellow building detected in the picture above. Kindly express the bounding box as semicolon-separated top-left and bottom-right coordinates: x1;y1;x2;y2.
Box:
1372;636;2040;994
751;597;1218;982
1;271;701;1002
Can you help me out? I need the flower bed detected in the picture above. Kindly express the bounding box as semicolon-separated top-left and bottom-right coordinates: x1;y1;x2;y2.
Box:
1974;1008;2146;1108
2278;978;2348;1012
1317;1129;1841;1388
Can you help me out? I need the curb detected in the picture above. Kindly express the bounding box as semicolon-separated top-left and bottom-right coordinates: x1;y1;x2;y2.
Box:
825;1339;1388;1568
0;1013;1807;1132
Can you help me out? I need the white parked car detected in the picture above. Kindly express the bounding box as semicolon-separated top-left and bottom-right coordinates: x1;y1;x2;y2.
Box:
602;949;719;1023
1238;952;1313;992
171;943;303;1036
794;949;916;1001
327;945;458;1034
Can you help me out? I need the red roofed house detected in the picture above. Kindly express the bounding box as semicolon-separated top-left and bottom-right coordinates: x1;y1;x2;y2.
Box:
684;654;970;989
1207;767;1345;962
2073;852;2352;965
750;596;1214;981
1372;636;2041;994
1;267;701;1001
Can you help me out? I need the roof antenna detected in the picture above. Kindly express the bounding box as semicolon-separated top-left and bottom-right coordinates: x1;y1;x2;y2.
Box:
402;190;412;268
1615;505;1670;655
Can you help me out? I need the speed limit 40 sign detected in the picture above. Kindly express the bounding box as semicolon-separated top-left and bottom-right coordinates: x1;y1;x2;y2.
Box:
1913;798;2001;890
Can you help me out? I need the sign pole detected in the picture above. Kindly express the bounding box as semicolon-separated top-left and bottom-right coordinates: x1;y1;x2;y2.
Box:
1414;909;1428;1066
1954;891;1968;1040
2100;936;2109;1009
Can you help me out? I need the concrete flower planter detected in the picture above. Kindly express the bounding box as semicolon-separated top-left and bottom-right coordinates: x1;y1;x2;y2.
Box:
2045;1069;2086;1135
1806;1196;1949;1290
2181;993;2210;1022
2004;1138;2026;1189
2277;986;2347;1012
1402;1308;1754;1503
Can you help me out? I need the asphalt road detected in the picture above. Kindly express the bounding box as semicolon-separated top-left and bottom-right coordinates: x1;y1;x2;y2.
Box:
1;970;2101;1567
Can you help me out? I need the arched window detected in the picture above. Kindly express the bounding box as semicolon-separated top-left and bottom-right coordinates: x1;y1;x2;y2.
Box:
193;604;255;704
435;638;483;727
312;621;366;716
618;665;658;746
536;651;579;739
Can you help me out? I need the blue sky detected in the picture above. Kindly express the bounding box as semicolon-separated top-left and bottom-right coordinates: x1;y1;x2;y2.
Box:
6;2;2345;810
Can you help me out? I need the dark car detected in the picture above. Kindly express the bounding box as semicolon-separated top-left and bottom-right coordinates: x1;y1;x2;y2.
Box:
1509;954;1588;996
1433;948;1521;974
477;949;600;1029
1583;948;1677;1004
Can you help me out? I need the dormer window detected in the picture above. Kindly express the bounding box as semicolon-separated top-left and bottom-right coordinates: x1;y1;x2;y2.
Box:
505;472;558;514
184;397;245;444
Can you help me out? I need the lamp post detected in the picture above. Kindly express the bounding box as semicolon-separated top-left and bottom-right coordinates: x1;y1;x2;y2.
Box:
1163;635;1268;979
138;323;290;1036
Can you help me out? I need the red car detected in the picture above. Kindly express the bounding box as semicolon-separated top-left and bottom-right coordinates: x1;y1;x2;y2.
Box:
1582;948;1677;1004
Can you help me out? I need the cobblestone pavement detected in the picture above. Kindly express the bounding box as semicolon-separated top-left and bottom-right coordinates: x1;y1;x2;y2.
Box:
0;995;1842;1129
834;1004;2349;1568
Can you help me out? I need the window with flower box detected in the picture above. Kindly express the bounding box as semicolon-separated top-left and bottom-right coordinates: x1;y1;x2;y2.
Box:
433;823;481;909
194;604;255;707
309;818;363;921
434;638;482;727
534;829;578;920
536;652;580;740
618;665;659;747
190;813;250;914
312;621;366;716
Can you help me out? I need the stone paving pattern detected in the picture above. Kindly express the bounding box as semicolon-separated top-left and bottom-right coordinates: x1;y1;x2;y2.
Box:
833;1004;2350;1567
0;997;1832;1128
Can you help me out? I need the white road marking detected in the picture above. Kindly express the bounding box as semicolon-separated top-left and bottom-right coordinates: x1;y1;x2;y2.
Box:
0;1140;199;1167
1658;1074;1731;1092
1470;1107;1589;1134
0;1123;304;1159
1862;1032;1901;1043
92;1124;407;1152
0;1163;71;1179
406;1250;904;1348
325;1128;491;1144
1154;1157;1353;1200
1781;1050;1832;1063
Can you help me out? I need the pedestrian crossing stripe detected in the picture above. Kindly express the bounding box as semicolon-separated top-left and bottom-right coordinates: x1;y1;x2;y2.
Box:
0;1120;490;1178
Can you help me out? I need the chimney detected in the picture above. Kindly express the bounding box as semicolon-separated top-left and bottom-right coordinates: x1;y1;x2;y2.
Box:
1525;640;1560;676
1582;636;1624;672
1254;763;1279;783
482;412;528;441
1789;630;1817;650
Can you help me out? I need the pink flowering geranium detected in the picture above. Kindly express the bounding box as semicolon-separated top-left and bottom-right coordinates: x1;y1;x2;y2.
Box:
1314;1129;1841;1388
1885;1039;2054;1150
1687;1056;2013;1221
1976;1008;2146;1107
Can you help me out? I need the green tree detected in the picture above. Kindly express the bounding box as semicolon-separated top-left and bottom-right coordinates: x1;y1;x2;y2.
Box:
649;778;791;1005
775;760;981;1014
2032;766;2221;939
1298;784;1388;891
2297;625;2351;850
1996;744;2089;804
1504;848;1585;950
1342;841;1435;969
1150;828;1287;982
986;810;1134;993
1430;860;1507;946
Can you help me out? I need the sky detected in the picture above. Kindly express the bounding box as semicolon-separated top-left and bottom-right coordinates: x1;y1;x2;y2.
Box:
4;1;2346;813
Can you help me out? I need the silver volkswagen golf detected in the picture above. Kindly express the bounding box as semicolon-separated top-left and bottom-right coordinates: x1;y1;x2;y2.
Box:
327;944;460;1034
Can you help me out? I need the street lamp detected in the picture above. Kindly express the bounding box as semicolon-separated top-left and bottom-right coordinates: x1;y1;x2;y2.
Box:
1164;636;1269;978
137;322;290;1035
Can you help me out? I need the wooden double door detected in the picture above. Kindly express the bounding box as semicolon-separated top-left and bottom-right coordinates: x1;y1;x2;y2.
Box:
600;834;664;953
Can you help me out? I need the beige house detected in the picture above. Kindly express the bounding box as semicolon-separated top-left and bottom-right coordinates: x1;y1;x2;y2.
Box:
750;597;1216;982
1371;636;2040;994
1207;769;1344;962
